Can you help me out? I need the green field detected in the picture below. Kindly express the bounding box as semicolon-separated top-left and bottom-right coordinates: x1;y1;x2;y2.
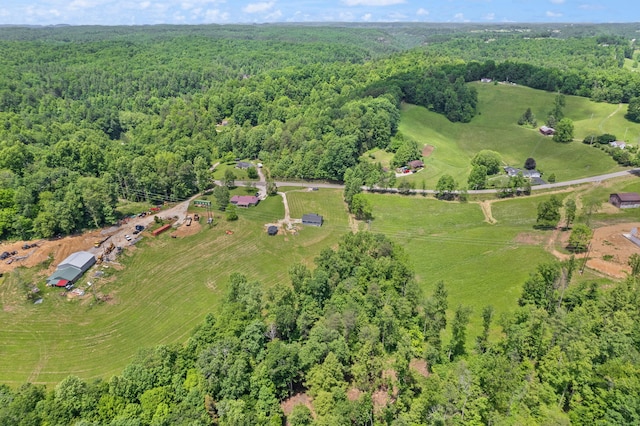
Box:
0;191;348;385
393;83;640;188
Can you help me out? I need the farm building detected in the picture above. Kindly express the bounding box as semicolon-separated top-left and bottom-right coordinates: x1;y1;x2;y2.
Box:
539;126;555;136
302;213;323;227
609;192;640;209
408;160;424;170
267;226;278;236
230;195;259;208
193;199;211;207
236;161;253;169
46;251;96;287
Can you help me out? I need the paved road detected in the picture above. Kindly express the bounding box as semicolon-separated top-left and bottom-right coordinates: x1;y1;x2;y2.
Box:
237;168;640;194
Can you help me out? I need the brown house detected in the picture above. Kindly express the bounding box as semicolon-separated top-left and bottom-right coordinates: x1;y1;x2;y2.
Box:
408;160;424;170
609;192;640;208
230;195;259;208
539;126;555;136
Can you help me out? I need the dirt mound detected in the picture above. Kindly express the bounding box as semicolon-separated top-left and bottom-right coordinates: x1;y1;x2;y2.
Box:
0;230;104;275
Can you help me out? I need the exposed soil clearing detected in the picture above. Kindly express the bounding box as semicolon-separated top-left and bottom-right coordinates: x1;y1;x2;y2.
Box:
422;144;435;157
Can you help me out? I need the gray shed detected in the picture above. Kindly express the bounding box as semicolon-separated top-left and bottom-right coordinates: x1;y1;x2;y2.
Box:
302;213;323;227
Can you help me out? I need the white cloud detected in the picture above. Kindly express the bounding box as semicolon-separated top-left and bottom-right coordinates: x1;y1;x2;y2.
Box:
361;13;372;20
453;12;469;22
204;8;229;21
484;12;495;20
264;9;282;20
546;10;562;17
550;0;565;3
342;0;405;6
416;8;429;16
243;1;275;13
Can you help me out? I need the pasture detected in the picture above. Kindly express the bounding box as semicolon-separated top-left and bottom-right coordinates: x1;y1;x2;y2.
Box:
0;191;348;385
394;83;640;187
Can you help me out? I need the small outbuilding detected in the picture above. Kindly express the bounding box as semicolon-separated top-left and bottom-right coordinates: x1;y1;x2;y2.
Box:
230;195;259;208
609;192;640;209
539;126;555;136
302;213;323;227
267;226;278;236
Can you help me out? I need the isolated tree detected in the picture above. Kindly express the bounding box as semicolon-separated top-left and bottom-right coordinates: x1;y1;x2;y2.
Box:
225;204;238;221
266;180;278;196
467;165;487;190
568;224;592;252
517;107;537;127
213;185;230;211
553;118;574;143
471;150;502;175
246;167;258;179
564;199;577;229
435;174;457;200
524;157;537;170
343;166;363;207
536;196;562;228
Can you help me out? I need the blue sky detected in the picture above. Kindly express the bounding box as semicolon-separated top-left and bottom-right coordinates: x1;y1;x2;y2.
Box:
0;0;636;26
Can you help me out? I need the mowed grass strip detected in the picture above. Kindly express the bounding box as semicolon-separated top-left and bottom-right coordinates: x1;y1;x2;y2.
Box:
0;191;349;385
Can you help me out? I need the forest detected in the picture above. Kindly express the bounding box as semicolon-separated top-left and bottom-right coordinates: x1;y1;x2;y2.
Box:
1;24;640;240
1;23;640;424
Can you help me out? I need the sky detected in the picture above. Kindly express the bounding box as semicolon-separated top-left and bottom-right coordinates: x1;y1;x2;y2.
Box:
0;0;636;26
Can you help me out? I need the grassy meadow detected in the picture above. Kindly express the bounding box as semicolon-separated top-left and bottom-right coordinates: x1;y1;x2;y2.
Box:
393;83;640;188
0;190;348;385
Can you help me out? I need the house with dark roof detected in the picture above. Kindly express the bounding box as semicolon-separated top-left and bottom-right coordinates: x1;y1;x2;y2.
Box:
236;161;253;169
230;195;259;208
610;192;640;209
46;251;96;287
302;213;323;227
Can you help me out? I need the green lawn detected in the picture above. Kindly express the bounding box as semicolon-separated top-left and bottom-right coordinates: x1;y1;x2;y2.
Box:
391;83;639;188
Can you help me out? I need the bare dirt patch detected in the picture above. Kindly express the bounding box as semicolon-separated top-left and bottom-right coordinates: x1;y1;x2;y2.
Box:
409;358;429;378
544;222;640;279
0;230;105;275
171;219;202;238
422;144;435;157
347;387;364;402
585;222;640;278
280;392;315;419
514;232;545;245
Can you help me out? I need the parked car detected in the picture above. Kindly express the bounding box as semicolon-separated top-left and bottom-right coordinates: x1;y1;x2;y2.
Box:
0;252;10;260
125;235;132;241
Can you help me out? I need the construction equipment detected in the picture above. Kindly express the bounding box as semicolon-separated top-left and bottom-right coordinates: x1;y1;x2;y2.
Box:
94;236;110;248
